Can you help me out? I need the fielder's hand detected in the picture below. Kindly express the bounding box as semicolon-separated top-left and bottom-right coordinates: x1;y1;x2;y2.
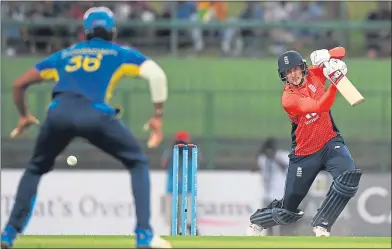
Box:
143;117;163;148
323;59;348;84
10;114;39;138
310;49;331;66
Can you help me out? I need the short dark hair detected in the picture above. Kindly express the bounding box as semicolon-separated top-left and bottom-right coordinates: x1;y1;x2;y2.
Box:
85;27;115;41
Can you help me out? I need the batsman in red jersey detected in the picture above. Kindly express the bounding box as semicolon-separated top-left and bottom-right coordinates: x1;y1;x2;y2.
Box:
247;49;363;237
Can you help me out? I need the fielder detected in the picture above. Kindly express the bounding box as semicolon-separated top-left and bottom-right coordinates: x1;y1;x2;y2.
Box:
1;7;171;248
247;49;363;237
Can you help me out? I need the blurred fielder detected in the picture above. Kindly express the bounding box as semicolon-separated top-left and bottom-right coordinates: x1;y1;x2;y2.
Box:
1;7;171;248
247;49;362;237
254;137;292;236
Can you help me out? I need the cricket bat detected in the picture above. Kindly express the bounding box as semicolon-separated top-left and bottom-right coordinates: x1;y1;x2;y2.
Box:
328;47;365;107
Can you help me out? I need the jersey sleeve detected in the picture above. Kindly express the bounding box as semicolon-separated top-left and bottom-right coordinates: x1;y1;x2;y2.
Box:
308;66;327;85
34;50;62;81
282;86;338;116
120;48;149;77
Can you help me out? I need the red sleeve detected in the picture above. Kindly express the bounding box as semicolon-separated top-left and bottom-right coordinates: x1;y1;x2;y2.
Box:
282;86;338;116
309;66;324;77
308;66;327;84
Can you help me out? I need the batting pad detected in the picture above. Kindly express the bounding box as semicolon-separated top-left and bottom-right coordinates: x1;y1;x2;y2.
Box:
250;206;304;228
311;169;363;231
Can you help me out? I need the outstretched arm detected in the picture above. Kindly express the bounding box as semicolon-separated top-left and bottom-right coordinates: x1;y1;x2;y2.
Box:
121;48;167;117
14;51;61;117
10;51;62;138
121;48;168;148
13;68;43;117
139;59;168;117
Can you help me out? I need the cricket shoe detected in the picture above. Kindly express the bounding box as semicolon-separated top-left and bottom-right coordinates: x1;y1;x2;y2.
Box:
245;224;264;236
135;228;171;248
1;225;18;248
313;226;330;237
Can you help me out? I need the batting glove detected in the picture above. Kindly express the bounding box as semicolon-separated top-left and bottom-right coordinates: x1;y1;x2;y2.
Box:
323;59;348;83
310;49;331;66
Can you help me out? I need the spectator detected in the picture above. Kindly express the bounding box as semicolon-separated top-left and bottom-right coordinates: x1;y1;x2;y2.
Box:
190;2;212;53
192;1;229;54
263;1;297;55
155;2;197;51
67;3;86;41
365;2;391;58
176;1;197;20
291;2;325;50
113;2;134;43
114;2;132;21
240;2;263;20
129;2;158;47
129;1;158;20
43;1;70;50
26;2;56;54
2;2;27;55
235;2;264;56
2;2;27;21
67;2;84;19
160;131;200;235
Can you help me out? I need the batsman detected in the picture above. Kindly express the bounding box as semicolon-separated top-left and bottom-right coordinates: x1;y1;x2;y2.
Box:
247;49;363;237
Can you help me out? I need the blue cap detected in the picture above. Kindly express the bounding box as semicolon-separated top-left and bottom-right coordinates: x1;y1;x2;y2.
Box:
83;7;116;32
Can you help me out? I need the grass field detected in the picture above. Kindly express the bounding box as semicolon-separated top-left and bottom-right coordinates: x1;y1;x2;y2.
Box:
12;236;392;248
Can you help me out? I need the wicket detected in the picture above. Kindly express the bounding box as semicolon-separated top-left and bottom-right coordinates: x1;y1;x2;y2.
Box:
171;144;198;236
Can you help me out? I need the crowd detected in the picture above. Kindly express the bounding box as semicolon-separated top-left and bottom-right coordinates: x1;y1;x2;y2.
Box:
1;1;390;57
364;2;391;58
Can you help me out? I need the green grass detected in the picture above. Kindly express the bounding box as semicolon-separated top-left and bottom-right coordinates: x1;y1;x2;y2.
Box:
3;58;391;91
1;57;390;141
12;235;392;248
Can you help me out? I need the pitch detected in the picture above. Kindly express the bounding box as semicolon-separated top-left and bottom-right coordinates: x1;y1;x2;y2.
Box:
13;235;391;248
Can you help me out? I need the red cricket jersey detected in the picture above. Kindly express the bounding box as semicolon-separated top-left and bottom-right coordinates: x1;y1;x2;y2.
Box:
281;66;340;156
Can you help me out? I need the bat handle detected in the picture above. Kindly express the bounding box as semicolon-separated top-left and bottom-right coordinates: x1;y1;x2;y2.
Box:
328;46;346;60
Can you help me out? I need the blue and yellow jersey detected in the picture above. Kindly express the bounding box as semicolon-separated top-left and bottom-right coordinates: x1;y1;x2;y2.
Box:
35;38;148;103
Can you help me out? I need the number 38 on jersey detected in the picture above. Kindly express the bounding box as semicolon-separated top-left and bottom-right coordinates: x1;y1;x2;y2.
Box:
65;54;103;73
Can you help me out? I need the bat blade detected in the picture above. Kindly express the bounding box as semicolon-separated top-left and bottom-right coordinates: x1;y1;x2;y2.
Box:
334;75;365;107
